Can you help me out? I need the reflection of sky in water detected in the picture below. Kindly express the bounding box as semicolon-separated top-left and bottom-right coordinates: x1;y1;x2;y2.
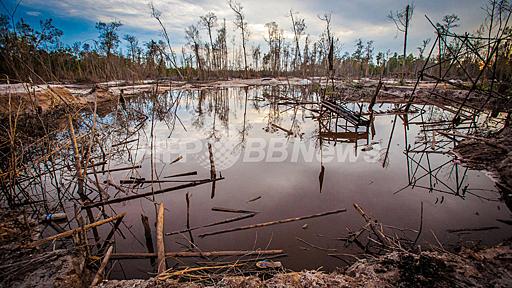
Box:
102;87;511;279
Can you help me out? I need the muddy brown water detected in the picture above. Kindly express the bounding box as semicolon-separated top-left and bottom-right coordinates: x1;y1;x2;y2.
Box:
71;86;510;279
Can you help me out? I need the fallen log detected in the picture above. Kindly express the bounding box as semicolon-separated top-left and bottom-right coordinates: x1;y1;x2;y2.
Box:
27;213;126;248
87;165;142;174
166;213;256;236
211;207;259;214
164;171;198;178
82;178;224;209
198;208;347;238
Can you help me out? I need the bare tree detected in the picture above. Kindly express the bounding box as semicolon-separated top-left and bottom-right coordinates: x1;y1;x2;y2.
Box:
185;24;203;79
388;4;414;82
252;45;261;70
200;12;218;71
149;2;183;79
289;10;306;71
417;38;431;59
228;0;249;78
123;34;138;62
265;21;282;75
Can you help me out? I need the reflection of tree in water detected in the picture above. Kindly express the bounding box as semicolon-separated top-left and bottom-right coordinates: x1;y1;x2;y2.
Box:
192;90;206;130
190;88;233;142
235;87;253;151
262;86;282;134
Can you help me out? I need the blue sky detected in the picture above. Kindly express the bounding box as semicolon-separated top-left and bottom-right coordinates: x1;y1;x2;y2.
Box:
2;0;490;56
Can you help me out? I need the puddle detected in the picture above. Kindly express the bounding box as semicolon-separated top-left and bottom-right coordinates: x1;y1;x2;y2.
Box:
29;85;512;278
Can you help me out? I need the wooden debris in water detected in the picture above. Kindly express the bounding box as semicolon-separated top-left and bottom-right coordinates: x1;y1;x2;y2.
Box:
198;208;347;238
447;226;500;233
82;177;224;209
271;123;293;135
212;207;259;214
170;155;183;164
166;213;256;236
90;245;114;286
296;237;336;252
247;196;262;203
110;250;285;259
156;203;166;274
164;171;198;178
87;165;142;174
27;213;126;248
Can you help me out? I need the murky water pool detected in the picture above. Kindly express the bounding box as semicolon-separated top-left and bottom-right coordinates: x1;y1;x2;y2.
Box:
81;85;509;279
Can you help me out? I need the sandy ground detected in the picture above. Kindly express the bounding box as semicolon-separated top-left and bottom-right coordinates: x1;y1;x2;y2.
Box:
2;77;504;115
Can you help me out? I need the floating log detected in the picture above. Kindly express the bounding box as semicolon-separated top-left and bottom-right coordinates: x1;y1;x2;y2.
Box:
82;178;224;209
447;226;499;233
198;208;347;238
110;250;285;259
211;207;259;214
27;213;126;248
112;138;138;147
164;171;198;178
166;213;256;236
156;203;166;274
247;196;262;203
271;123;293;135
120;179;205;184
87;165;142;174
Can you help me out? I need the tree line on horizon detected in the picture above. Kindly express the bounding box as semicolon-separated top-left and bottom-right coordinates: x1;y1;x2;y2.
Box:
0;0;511;85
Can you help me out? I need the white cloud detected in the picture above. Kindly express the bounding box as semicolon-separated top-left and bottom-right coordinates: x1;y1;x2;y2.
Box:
26;11;42;17
20;0;489;55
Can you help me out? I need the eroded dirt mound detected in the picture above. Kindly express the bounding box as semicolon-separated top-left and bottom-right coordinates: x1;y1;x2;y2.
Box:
453;127;512;193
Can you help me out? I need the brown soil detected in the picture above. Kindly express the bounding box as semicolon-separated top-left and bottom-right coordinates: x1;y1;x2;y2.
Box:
0;209;93;288
452;127;512;210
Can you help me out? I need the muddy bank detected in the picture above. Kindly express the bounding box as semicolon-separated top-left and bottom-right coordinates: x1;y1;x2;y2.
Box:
2;203;510;287
0;210;93;288
453;126;512;205
1;78;507;115
96;243;512;288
